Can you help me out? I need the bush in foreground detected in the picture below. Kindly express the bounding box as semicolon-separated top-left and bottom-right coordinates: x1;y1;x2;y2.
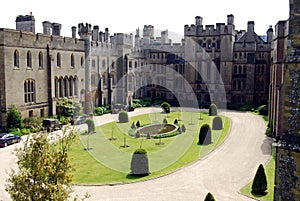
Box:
198;124;211;145
212;116;223;130
130;149;150;176
85;118;95;134
204;192;216;201
161;102;171;114
118;111;129;123
209;104;218;116
251;164;267;195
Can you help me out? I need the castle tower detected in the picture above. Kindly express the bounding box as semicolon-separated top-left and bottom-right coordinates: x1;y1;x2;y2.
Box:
161;30;169;44
52;23;61;36
78;23;92;114
42;21;52;35
92;25;99;41
104;28;109;42
16;13;35;33
247;21;255;33
227;14;234;25
195;16;203;26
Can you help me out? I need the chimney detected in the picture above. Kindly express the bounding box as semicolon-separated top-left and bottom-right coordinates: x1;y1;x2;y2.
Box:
16;14;35;33
92;25;99;41
42;21;52;35
195;16;203;26
247;21;255;33
52;23;61;36
71;26;77;38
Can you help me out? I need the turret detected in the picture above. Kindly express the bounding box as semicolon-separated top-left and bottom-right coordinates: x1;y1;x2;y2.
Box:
161;30;169;44
92;25;99;41
267;25;273;43
71;26;77;38
16;13;35;33
42;21;52;35
247;21;255;33
195;16;203;26
78;23;92;39
104;28;109;42
227;14;234;25
52;23;61;36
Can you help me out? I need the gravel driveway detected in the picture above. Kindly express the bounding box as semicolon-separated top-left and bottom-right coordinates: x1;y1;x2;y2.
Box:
0;108;272;201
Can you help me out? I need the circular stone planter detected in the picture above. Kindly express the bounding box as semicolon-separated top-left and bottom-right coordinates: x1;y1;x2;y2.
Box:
135;123;179;138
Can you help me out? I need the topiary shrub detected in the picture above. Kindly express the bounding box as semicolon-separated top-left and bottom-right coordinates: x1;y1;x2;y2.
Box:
198;124;211;145
181;124;186;132
212;116;223;130
178;127;182;134
161;102;171;114
118;110;129;123
136;121;141;128
209;104;218;116
130;148;150;176
85;118;95;134
174;119;178;124
135;130;140;138
204;192;216;201
131;122;136;129
163;118;168;124
147;132;151;139
252;164;267;195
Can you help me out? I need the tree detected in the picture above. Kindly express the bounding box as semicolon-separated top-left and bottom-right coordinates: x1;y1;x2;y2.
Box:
6;104;23;131
56;98;82;118
6;127;77;201
209;104;218;116
251;164;267;195
161;102;171;114
204;192;216;201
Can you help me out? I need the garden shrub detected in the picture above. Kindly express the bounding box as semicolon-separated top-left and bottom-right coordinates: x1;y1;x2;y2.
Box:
23;117;43;132
239;104;254;111
9;128;22;136
85;118;95;134
136;121;141;128
252;164;267;195
130;149;150;176
204;192;216;201
178;127;182;134
153;131;178;138
147;132;151;139
131;122;136;129
181;124;186;132
209;104;218;116
163;118;168;124
135;130;140;138
95;106;107;116
212;116;223;130
258;105;268;115
118;111;129;123
174;119;178;124
198;124;211;145
7;105;23;131
161;102;171;113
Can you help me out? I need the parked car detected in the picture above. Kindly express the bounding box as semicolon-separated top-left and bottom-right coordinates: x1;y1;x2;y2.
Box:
71;116;87;125
0;133;21;147
42;119;63;132
125;105;135;112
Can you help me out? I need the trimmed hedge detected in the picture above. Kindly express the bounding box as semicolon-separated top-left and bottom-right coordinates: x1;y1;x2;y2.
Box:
161;102;171;114
212;116;223;130
85;118;95;134
130;149;150;176
136;121;141;128
204;192;216;201
153;131;178;139
198;124;211;145
209;104;218;116
118;110;129;123
163;118;168;124
252;164;267;195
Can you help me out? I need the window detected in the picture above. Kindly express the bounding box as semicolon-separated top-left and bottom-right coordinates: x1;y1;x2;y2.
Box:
71;54;75;68
74;77;78;96
135;61;138;68
69;77;73;96
57;53;61;67
27;51;32;67
14;50;19;67
216;40;220;49
234;53;237;59
92;59;96;68
24;79;35;103
129;61;132;68
102;60;106;68
81;56;84;67
38;52;43;68
234;65;237;74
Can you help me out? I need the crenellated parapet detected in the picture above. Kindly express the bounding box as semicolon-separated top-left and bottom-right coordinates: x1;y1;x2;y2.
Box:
78;23;92;39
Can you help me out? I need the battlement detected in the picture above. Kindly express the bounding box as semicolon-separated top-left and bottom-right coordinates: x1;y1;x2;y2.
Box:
78;23;92;38
112;33;133;46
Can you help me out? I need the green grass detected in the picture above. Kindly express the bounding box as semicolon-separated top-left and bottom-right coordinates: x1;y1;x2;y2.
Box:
70;111;231;184
240;157;275;201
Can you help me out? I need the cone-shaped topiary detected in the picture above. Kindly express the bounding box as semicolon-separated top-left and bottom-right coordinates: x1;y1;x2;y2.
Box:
130;148;150;176
131;122;136;129
161;102;171;113
209;104;218;116
174;119;178;124
136;120;141;128
198;124;211;145
251;164;267;195
181;124;186;132
204;192;216;201
212;116;223;130
118;110;129;123
163;118;168;124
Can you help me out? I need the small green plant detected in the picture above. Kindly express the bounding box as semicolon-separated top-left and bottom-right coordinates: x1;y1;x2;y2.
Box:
163;118;168;124
181;124;186;132
85;118;95;134
136;121;141;128
204;192;216;201
118;111;129;123
131;122;136;129
258;105;268;115
135;130;140;138
209;104;218;116
161;102;171;114
212;116;223;130
7;105;23;131
251;164;267;195
198;124;211;145
174;119;178;124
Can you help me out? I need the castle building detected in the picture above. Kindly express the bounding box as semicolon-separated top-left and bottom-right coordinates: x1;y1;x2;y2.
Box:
0;13;272;128
269;0;300;200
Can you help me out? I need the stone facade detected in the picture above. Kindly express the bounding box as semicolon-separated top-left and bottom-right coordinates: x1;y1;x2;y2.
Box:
271;0;300;200
0;13;273;128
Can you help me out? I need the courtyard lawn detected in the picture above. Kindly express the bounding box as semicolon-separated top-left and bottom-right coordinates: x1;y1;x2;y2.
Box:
240;156;275;201
70;111;231;184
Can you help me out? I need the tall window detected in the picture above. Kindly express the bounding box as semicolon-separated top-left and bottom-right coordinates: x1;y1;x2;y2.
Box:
81;56;84;67
69;77;73;96
38;52;43;68
27;51;32;67
24;79;35;103
74;77;78;96
57;53;61;67
14;50;19;67
71;54;75;68
102;60;106;68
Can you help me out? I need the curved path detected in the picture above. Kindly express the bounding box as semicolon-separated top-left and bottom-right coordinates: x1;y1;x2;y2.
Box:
0;108;272;201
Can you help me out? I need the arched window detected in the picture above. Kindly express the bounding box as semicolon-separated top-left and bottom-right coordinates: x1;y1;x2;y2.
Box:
59;78;63;98
71;54;75;68
24;79;35;103
102;73;106;86
234;65;237;74
27;51;32;67
135;61;138;68
38;52;43;68
74;77;78;96
57;53;61;67
69;77;73;96
64;77;68;97
14;50;19;67
54;77;58;98
243;65;246;74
